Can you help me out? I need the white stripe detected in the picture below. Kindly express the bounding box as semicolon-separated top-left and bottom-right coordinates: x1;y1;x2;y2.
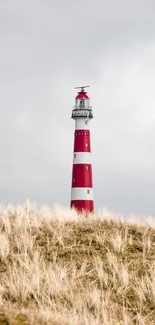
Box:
73;152;92;164
71;187;93;201
75;118;91;130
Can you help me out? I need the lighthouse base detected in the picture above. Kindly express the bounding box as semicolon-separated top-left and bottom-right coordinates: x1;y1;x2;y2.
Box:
71;200;94;213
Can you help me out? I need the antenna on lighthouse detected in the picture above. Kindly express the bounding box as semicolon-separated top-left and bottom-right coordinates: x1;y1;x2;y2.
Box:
75;85;90;92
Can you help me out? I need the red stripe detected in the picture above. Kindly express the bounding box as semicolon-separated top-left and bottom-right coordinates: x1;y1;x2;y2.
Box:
74;130;91;152
75;129;90;135
71;200;94;213
72;164;92;187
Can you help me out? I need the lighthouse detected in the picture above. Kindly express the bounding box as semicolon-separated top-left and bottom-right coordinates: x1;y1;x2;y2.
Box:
70;86;94;213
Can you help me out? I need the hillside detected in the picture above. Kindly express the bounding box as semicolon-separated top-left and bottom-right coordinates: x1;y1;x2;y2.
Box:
0;203;154;324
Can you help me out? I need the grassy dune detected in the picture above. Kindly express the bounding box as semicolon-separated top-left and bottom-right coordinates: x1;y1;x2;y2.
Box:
0;203;155;324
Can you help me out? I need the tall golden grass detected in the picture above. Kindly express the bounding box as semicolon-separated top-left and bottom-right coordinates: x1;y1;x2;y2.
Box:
0;202;154;324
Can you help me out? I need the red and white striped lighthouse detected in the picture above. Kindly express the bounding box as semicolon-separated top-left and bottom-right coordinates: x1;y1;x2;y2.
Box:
70;86;94;213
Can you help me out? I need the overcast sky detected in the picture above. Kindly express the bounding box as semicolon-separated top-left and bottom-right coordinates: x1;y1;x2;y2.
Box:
0;0;155;215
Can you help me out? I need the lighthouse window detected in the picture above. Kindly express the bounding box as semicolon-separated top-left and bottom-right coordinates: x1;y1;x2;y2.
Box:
85;132;87;135
85;143;88;147
73;178;75;182
87;189;90;194
74;154;76;158
85;121;88;124
86;166;89;170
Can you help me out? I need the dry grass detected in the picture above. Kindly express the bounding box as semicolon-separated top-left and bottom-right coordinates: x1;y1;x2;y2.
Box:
0;202;154;324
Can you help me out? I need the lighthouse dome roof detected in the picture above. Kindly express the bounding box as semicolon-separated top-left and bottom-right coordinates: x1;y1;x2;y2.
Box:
76;91;89;99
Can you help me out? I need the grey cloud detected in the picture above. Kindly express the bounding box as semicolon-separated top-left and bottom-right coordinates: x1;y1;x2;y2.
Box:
0;0;155;215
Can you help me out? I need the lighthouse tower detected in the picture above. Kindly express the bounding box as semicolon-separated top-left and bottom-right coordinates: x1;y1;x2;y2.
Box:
70;86;94;213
